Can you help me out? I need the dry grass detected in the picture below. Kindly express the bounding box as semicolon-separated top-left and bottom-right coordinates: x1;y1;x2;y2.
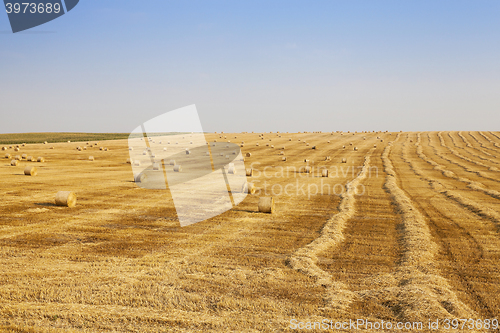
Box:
0;131;499;331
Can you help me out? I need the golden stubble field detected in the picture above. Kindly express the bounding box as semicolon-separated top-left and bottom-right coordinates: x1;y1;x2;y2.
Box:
0;131;499;332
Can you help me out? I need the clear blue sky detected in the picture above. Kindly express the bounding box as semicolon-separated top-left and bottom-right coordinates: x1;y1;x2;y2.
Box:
1;1;499;133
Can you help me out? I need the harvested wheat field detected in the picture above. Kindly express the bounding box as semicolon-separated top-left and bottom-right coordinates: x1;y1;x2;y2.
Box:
0;131;499;332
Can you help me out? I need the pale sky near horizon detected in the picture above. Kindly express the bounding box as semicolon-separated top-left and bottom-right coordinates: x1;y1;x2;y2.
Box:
1;1;499;134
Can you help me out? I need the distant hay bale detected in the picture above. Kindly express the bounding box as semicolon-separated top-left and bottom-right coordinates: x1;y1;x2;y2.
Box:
304;159;309;162
10;160;18;166
67;141;71;143
44;141;48;144
232;151;236;155
322;169;329;177
312;146;316;149
350;142;353;145
258;197;275;214
289;138;292;141
282;157;287;161
50;147;54;149
76;146;82;151
374;144;377;148
327;141;330;143
134;173;146;183
83;147;87;150
126;158;132;164
37;157;45;163
133;160;140;166
246;168;253;176
241;182;256;194
169;160;176;165
225;155;230;159
1;147;6;151
21;154;27;159
226;144;230;148
174;165;182;172
163;147;167;151
306;143;309;146
228;166;236;174
271;145;274;148
55;191;76;207
104;148;108;151
342;158;347;163
129;147;133;151
280;151;285;155
343;145;345;149
14;155;21;160
100;147;103;151
153;163;160;170
89;156;94;161
24;166;37;176
14;148;20;152
325;156;331;161
354;147;358;151
256;143;259;146
266;143;269;147
5;153;11;159
186;150;191;155
27;156;33;161
22;143;26;146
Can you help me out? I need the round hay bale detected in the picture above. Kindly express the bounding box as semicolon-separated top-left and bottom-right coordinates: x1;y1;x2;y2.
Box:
126;158;132;164
225;155;230;159
50;147;54;149
304;159;309;163
169;160;176;165
280;151;285;155
37;157;45;162
27;156;33;161
83;147;87;150
303;166;312;174
14;155;21;160
163;147;167;151
327;141;330;143
76;146;82;151
343;145;345;149
246;168;253;176
134;173;146;183
282;157;287;161
5;153;11;159
289;138;292;141
312;146;316;149
271;145;274;148
246;152;252;157
322;169;328;177
228;166;236;174
44;141;48;144
24;166;37;176
174;165;182;172
55;191;77;207
89;156;94;161
266;143;269;147
21;154;27;159
14;148;20;152
133;160;141;166
100;147;103;151
256;143;259;146
67;141;71;143
241;182;256;194
374;144;377;148
1;147;6;151
306;143;309;146
342;158;347;163
354;147;358;151
153;163;160;170
258;197;275;214
104;148;108;151
10;159;18;166
186;150;191;155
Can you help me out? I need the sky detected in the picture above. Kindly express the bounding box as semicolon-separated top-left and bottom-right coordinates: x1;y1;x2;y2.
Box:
1;0;499;133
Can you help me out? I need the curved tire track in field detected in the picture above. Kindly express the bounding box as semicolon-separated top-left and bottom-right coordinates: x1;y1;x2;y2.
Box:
480;131;500;150
425;133;500;183
413;134;500;201
378;135;475;320
477;131;500;153
437;132;500;171
468;131;500;155
288;148;375;311
412;133;500;229
450;132;499;161
396;134;497;319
